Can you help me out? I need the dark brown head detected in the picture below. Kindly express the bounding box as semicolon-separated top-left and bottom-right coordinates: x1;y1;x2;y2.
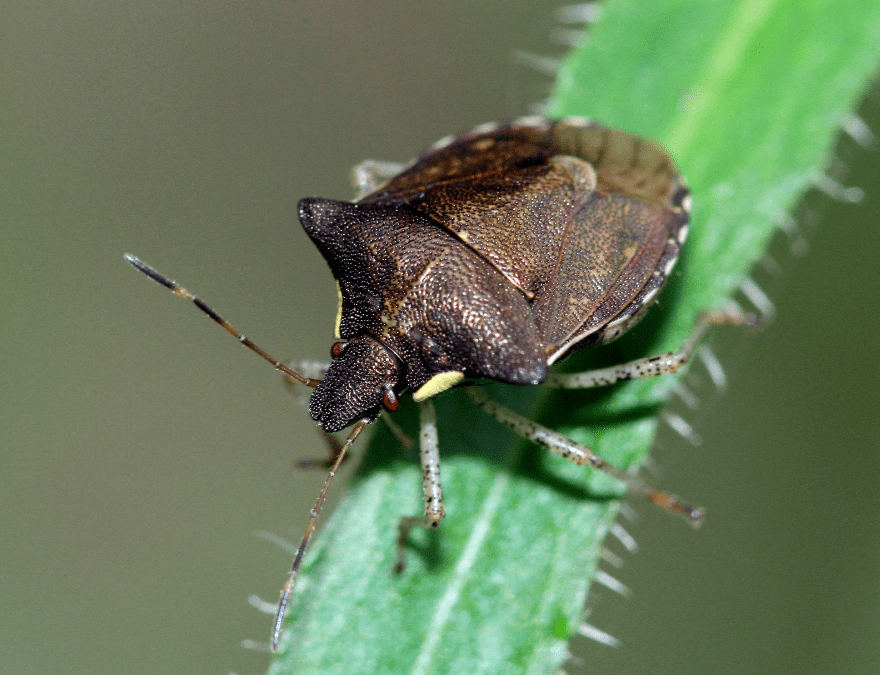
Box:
308;335;401;432
298;197;409;432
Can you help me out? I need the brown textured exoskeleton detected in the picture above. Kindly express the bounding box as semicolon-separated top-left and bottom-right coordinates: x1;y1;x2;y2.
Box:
125;116;749;650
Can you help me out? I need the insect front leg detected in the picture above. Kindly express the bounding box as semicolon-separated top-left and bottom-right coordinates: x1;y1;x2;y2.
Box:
545;310;756;389
394;398;445;573
466;387;705;526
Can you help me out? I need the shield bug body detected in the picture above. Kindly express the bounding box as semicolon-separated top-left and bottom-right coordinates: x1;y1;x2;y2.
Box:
126;116;747;649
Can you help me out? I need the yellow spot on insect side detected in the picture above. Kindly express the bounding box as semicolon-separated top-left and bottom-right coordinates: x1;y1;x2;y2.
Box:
621;242;638;262
334;282;343;339
412;371;465;402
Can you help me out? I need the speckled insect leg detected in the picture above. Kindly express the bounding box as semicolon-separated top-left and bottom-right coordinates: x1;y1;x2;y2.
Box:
545;310;755;389
394;399;445;573
352;159;408;197
466;387;705;526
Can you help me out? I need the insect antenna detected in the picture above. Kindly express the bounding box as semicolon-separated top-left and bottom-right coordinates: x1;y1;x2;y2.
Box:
125;253;369;648
271;417;369;651
124;254;320;388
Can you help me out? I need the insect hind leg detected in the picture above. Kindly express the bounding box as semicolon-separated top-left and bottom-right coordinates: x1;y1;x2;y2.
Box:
394;399;445;573
465;386;705;526
544;310;756;389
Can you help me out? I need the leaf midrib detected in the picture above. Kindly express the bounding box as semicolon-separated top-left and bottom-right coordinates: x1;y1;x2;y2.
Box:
666;0;779;156
409;445;518;675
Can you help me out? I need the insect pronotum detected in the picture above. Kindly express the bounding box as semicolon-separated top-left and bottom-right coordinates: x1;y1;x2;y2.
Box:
126;116;751;650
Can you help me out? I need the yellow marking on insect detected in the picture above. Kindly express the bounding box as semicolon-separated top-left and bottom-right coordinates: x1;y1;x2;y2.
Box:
334;281;343;339
412;371;465;402
621;242;639;262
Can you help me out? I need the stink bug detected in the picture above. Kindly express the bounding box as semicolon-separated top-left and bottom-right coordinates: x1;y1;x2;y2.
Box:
125;116;749;649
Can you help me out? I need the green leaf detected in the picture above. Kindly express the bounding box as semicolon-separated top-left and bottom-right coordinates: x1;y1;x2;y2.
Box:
270;2;880;673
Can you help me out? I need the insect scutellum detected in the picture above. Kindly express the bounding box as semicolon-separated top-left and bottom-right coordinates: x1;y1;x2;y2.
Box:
126;116;753;652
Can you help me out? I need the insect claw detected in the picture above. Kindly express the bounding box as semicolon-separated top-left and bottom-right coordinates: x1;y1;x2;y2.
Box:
647;489;706;528
687;507;707;528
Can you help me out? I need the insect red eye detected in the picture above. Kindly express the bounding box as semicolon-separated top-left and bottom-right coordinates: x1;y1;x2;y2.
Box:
382;388;400;412
331;341;346;358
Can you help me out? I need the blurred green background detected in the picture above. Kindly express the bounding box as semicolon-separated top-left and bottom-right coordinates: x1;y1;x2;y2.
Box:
2;3;878;675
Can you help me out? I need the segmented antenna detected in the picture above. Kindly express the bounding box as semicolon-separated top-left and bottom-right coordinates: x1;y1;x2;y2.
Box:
124;254;320;388
271;418;368;650
125;253;356;650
